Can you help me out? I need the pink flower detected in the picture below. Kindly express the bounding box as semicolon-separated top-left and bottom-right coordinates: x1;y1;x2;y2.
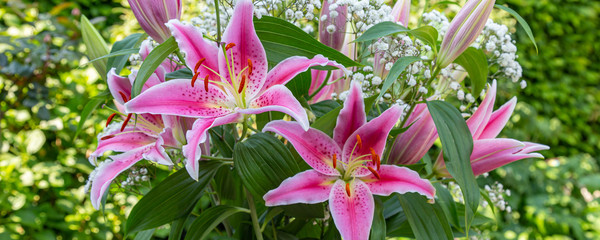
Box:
436;0;495;68
128;0;182;43
319;0;348;51
263;82;434;240
434;80;549;176
124;0;344;180
391;0;410;27
388;103;438;165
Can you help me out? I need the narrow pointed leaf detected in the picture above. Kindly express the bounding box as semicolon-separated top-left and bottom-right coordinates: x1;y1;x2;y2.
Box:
131;37;178;97
409;26;439;52
184;205;250;240
495;4;538;53
74;94;107;140
434;183;460;228
133;229;155;240
165;68;193;80
370;197;386;240
168;218;186;240
107;33;144;74
453;47;488;98
81;15;109;79
398;193;453;240
378;56;422;100
87;48;140;65
354;21;409;43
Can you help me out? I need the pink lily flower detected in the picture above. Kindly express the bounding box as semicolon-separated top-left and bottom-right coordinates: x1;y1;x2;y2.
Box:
437;0;495;68
391;0;411;27
128;0;182;43
434;80;549;176
388;103;438;165
124;0;345;180
263;82;435;240
86;67;191;209
319;0;348;51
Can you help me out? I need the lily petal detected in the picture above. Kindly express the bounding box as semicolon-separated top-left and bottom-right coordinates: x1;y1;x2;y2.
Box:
264;170;336;206
361;165;435;199
124;79;234;118
388;104;438;165
470;138;545;176
107;68;132;105
241;85;309;130
166;20;220;80
89;126;156;164
219;0;268;99
263;120;341;176
183;113;243;180
334;81;366;148
467;80;496;139
329;180;374;240
342;105;402;176
479;97;516;139
262;55;345;93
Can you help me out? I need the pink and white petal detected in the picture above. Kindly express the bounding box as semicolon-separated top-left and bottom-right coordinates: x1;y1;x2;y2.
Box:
89;127;156;164
142;129;175;166
308;69;336;103
88;146;148;209
470;138;544;176
333;81;366;148
329;180;374;240
166;20;220;80
139;39;152;60
521;142;550;153
219;0;268;99
107;68;132;105
263;120;341;176
183;113;243;180
361;165;435;200
262;55;346;93
467;80;496;139
264;170;336;206
124;79;234;118
342;105;402;176
241;85;309;130
479;97;516;139
388;108;438;165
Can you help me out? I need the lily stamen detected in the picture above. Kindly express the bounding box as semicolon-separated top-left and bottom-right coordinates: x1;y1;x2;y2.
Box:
100;134;115;140
191;71;200;87
204;75;209;92
247;58;253;75
194;58;206;73
238;75;246;93
120;113;133;132
367;166;381;180
225;43;236;51
356;134;362;149
333;153;337;168
118;91;129;103
106;113;117;127
345;182;351;197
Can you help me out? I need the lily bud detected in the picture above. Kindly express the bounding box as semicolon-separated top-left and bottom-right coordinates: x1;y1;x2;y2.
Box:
319;0;348;51
128;0;182;43
388;103;438;165
437;0;495;68
391;0;410;27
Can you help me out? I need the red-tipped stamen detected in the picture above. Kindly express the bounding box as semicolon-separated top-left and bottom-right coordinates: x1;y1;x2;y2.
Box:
367;166;381;180
118;91;129;103
204;75;209;92
333;154;337;169
238;75;246;93
191;71;200;87
356;134;362;149
247;58;253;75
194;58;206;73
225;43;236;51
369;147;380;169
100;134;115;140
106;113;117;127
375;155;381;171
345;182;351;197
120;113;132;132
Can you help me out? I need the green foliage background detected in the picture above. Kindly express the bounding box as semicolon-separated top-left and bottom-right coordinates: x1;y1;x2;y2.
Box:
0;0;598;239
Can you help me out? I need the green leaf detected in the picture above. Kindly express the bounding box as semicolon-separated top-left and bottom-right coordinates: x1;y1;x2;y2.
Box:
131;37;178;97
378;56;422;100
165;68;193;80
209;125;237;158
234;133;302;198
107;33;144;75
310;100;341;118
254;16;360;67
184;205;250;240
409;26;439;52
81;15;109;80
126;161;224;235
87;48;140;65
398;193;453;240
495;4;538;53
286;70;312;99
311;105;342;137
256;111;285;131
453;47;488;97
434;183;460;228
74;96;106;140
370;197;386;240
133;229;154;240
354;21;409;43
168;218;186;240
426;100;478;231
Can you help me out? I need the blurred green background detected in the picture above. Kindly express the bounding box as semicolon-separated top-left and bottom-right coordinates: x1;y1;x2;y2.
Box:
0;0;598;239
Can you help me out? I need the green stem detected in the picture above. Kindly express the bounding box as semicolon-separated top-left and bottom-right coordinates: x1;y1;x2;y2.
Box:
175;51;187;66
246;189;264;240
399;66;442;128
308;70;333;100
214;0;222;43
200;155;233;161
239;121;249;140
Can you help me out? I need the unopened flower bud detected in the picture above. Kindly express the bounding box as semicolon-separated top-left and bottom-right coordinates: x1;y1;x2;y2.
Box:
128;0;182;43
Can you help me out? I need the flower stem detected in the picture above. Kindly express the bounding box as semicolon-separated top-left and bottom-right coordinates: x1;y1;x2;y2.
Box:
246;189;264;240
214;0;221;43
200;155;233;161
308;70;333;100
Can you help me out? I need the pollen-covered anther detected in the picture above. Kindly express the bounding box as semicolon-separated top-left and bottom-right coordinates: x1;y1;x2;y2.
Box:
204;75;209;92
369;147;380;170
191;71;200;87
100;134;115;140
106;113;117;127
225;43;236;51
120;113;133;132
356;134;362;149
238;75;246;93
367;166;381;180
332;153;337;168
247;59;253;75
194;58;206;73
345;182;351;197
118;91;129;103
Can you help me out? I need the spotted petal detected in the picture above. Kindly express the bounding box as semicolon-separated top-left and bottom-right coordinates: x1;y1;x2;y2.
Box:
241;85;309;130
263;120;341;176
107;68;132;105
264;170;336;206
166;20;220;80
329;180;374;240
334;81;366;148
361;165;435;199
124;79;234;118
89;126;156;165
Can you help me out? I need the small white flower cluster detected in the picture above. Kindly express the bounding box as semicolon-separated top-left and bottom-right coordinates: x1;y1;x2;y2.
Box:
335;0;393;34
120;167;150;187
422;10;450;37
189;3;230;37
482;182;512;212
253;0;321;21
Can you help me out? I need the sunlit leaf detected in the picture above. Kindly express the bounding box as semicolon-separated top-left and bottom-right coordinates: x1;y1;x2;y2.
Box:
454;47;488;97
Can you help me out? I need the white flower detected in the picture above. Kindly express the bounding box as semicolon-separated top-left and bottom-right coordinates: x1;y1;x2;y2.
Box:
372;76;382;85
466;93;475;103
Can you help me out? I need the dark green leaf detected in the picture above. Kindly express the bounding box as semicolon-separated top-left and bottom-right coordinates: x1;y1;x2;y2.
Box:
107;33;143;74
311;105;342;137
398;193;453;240
310;100;341;118
354;21;409;43
281;203;324;219
126;161;224;235
209;125;237;158
286;71;312;99
184;205;250;240
495;4;538;53
74;96;106;140
254;16;360;67
165;68;193;80
255;111;285;131
434;183;460;228
133;229;154;240
378;56;422;100
370;197;386;240
409;26;439;52
168;218;186;240
426;100;478;231
132;37;178;97
453;47;488;97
